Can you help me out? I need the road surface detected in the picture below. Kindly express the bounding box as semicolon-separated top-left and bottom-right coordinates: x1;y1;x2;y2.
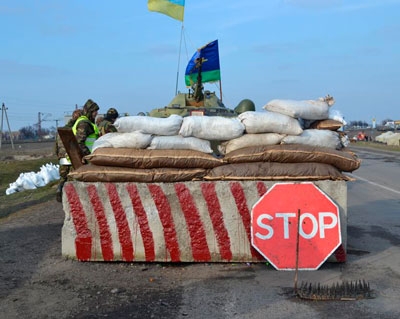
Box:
1;146;400;318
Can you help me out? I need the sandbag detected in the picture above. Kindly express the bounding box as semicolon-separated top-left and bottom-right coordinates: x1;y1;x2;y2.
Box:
85;148;224;169
114;114;183;135
328;109;347;125
386;133;400;146
309;119;344;131
238;111;303;135
205;162;352;181
375;131;395;143
69;164;207;183
263;95;335;120
218;133;284;155
224;144;361;172
92;131;153;152
179;116;245;141
282;129;342;149
148;135;213;153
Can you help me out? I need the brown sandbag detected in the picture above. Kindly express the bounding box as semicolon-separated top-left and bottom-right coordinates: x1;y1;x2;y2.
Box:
224;144;361;172
310;119;343;131
204;162;353;181
69;164;207;183
84;148;224;169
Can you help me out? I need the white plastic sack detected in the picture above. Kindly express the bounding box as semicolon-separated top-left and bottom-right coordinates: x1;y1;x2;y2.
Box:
5;162;60;195
92;131;153;152
263;95;335;120
148;135;213;153
38;163;59;185
282;129;342;149
375;131;395;143
328;109;347;125
340;134;350;148
114;114;183;136
386;133;400;146
179;116;245;141
16;173;37;190
238;111;303;135
219;133;284;155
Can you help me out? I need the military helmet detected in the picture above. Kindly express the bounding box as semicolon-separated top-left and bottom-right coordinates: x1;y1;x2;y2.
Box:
106;107;119;120
83;99;99;116
234;99;256;114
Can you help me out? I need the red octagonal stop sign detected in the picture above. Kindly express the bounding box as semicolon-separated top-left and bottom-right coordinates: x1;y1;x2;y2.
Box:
251;182;341;270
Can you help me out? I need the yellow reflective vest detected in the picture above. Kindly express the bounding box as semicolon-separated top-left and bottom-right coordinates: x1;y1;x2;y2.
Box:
72;116;100;153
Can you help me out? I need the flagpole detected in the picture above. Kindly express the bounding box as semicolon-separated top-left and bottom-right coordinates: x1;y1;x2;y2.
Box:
175;23;184;95
219;80;223;102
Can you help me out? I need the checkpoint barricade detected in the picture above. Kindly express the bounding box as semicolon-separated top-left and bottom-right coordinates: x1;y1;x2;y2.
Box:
62;180;347;264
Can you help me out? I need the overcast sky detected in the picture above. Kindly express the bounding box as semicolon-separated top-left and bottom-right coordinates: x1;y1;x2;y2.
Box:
1;0;399;130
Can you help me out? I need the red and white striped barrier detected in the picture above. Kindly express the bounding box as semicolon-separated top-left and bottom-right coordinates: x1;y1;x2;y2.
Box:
62;180;347;263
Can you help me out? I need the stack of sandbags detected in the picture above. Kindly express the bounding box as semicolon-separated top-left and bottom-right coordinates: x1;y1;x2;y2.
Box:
263;95;348;150
69;98;359;183
70;115;233;183
386;133;400;146
204;144;359;182
375;131;400;145
207;95;354;181
218;95;347;155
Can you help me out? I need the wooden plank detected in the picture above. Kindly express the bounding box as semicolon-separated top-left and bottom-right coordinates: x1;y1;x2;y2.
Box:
57;127;84;169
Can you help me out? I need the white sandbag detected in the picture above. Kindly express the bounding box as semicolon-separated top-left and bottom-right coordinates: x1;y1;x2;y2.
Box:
5;162;61;195
114;114;183;135
375;131;395;143
386;133;400;146
238;111;303;135
219;133;285;155
328;109;347;125
282;129;342;149
263;95;335;120
38;163;59;185
340;134;350;148
28;171;46;187
6;183;18;195
15;173;37;190
92;131;153;152
148;135;213;153
179;116;245;141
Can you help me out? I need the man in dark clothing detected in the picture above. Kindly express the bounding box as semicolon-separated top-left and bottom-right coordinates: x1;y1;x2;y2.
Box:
97;107;119;136
55;108;82;202
72;99;100;159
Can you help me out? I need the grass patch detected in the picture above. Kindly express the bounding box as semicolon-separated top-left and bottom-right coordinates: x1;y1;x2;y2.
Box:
0;157;59;219
350;141;400;152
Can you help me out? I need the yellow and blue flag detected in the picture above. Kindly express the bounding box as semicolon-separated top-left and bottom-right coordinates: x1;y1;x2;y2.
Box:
148;0;185;21
185;40;221;86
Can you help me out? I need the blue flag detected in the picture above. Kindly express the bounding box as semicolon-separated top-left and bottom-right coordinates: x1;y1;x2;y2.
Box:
185;40;221;86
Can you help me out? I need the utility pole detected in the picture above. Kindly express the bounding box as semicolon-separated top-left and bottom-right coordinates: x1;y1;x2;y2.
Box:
38;112;42;138
0;103;15;150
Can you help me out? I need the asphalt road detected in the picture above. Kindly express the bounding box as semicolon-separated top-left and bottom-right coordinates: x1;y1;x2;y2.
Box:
1;146;400;318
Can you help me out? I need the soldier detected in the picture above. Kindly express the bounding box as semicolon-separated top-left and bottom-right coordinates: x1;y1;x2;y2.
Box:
72;99;100;160
97;107;119;136
55;108;82;202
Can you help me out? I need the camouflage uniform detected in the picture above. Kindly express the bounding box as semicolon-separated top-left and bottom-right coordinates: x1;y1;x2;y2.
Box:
55;109;82;202
97;107;119;136
72;99;100;156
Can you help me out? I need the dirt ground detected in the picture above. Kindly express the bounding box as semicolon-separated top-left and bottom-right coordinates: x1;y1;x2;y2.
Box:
1;141;400;319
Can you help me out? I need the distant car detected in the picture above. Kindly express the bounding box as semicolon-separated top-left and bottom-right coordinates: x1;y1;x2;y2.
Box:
376;125;394;132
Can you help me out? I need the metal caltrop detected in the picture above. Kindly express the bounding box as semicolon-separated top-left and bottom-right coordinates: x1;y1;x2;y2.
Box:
148;0;185;21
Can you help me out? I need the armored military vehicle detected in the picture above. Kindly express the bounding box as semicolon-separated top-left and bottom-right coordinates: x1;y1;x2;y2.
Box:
147;40;255;118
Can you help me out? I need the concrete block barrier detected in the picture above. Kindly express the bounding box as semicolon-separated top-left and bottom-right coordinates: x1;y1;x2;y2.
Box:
62;180;347;263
